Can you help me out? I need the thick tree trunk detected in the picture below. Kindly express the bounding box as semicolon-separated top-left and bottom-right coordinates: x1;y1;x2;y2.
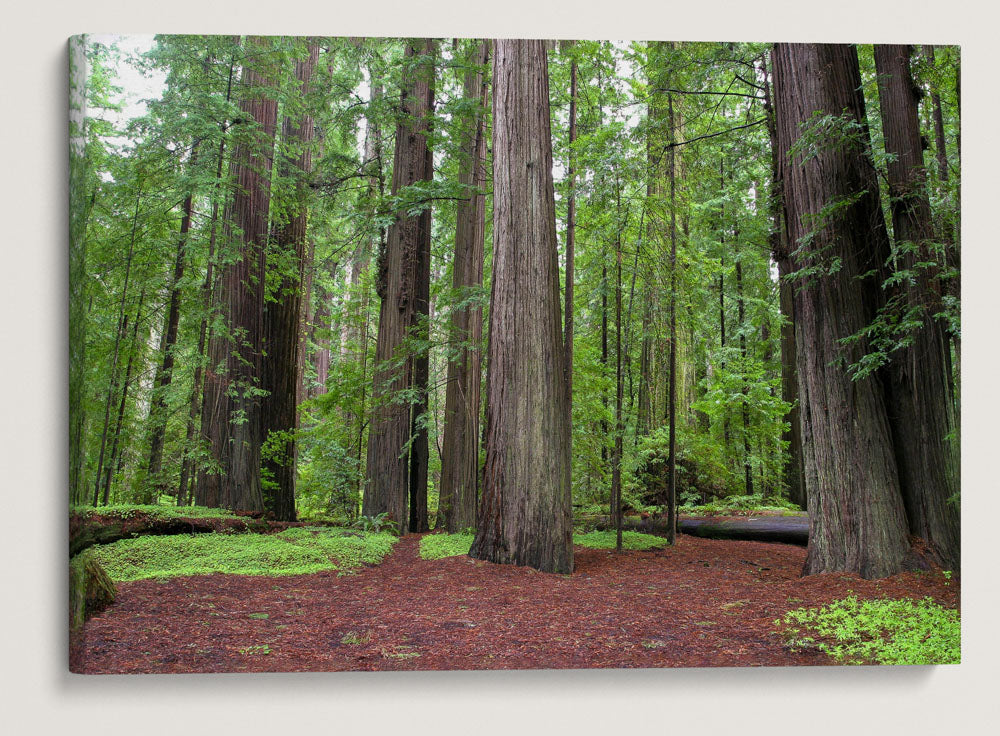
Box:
873;44;960;570
197;37;279;513
260;42;320;522
439;40;488;532
364;40;435;531
469;39;573;574
762;53;806;509
772;42;911;579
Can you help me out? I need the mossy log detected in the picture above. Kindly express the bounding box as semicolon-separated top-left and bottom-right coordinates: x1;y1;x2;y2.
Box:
594;515;809;546
69;511;270;557
69;551;116;630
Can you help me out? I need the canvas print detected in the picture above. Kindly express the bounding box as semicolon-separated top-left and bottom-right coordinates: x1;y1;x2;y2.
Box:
68;35;961;673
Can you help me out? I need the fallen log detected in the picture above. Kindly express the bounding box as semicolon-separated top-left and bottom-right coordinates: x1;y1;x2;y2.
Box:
69;550;116;630
69;510;270;557
593;515;809;546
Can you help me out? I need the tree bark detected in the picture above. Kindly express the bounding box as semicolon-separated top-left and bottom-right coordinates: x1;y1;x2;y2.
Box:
364;39;435;531
439;40;488;532
873;44;960;570
772;42;911;579
761;52;806;509
197;37;279;513
469;39;573;573
260;42;320;522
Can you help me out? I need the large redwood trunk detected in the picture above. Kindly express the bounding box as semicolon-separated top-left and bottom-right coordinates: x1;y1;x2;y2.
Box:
761;53;805;509
260;42;320;522
772;43;910;579
438;40;488;532
468;39;573;574
873;44;960;569
363;40;435;531
196;37;279;512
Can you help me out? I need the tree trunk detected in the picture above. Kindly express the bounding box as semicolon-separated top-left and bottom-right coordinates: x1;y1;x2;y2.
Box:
772;42;910;579
260;42;320;522
469;39;573;574
439;40;488;532
197;37;279;513
364;39;435;532
666;94;678;544
761;53;806;509
873;44;960;570
147;145;199;495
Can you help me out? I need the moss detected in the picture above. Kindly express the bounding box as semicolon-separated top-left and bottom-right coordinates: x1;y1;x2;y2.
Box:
89;527;397;581
71;504;240;522
69;550;116;630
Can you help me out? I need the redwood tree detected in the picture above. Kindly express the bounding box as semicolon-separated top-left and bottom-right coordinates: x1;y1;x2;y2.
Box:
261;41;320;521
772;42;910;579
196;37;279;512
873;44;960;569
363;39;435;531
438;40;488;532
469;39;573;574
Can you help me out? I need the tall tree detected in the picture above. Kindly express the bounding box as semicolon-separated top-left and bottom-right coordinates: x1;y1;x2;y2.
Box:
196;36;279;512
469;39;573;574
261;40;320;521
438;40;489;532
873;44;960;569
772;42;910;579
363;39;435;531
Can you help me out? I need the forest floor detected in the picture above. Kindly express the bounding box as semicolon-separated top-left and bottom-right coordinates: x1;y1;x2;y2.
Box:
70;532;958;673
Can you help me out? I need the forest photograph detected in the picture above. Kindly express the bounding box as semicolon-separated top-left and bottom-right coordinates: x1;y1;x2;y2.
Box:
67;33;962;674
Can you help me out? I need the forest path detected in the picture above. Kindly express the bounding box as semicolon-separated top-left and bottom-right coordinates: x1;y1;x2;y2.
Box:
71;532;955;674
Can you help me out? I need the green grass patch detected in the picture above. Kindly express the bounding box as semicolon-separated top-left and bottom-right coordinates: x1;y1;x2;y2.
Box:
573;530;669;550
419;529;669;559
71;503;240;522
90;527;397;581
776;596;960;665
419;532;476;560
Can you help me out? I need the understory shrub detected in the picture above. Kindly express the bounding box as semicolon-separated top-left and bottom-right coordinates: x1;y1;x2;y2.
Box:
775;596;960;665
419;532;477;560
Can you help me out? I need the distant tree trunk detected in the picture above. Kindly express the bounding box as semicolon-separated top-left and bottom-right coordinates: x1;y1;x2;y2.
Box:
735;249;753;496
197;37;279;513
469;39;573;574
93;188;142;506
181;57;236;506
873;44;960;570
147;145;199;496
564;44;578;441
772;42;910;579
103;289;146;505
260;42;319;522
761;52;806;509
439;40;488;532
364;39;435;531
665;94;678;544
612;204;624;552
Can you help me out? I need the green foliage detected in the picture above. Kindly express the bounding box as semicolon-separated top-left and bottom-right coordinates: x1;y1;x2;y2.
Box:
352;512;399;535
419;532;476;559
573;530;668;551
71;503;239;521
90;527;397;581
69;549;117;630
776;596;960;665
679;494;802;516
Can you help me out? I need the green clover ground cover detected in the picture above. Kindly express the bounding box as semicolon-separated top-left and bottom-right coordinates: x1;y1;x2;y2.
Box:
419;529;668;560
776;595;960;665
90;527;397;581
71;504;240;522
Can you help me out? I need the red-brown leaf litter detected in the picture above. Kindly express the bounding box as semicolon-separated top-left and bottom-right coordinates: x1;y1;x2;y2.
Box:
70;533;958;673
